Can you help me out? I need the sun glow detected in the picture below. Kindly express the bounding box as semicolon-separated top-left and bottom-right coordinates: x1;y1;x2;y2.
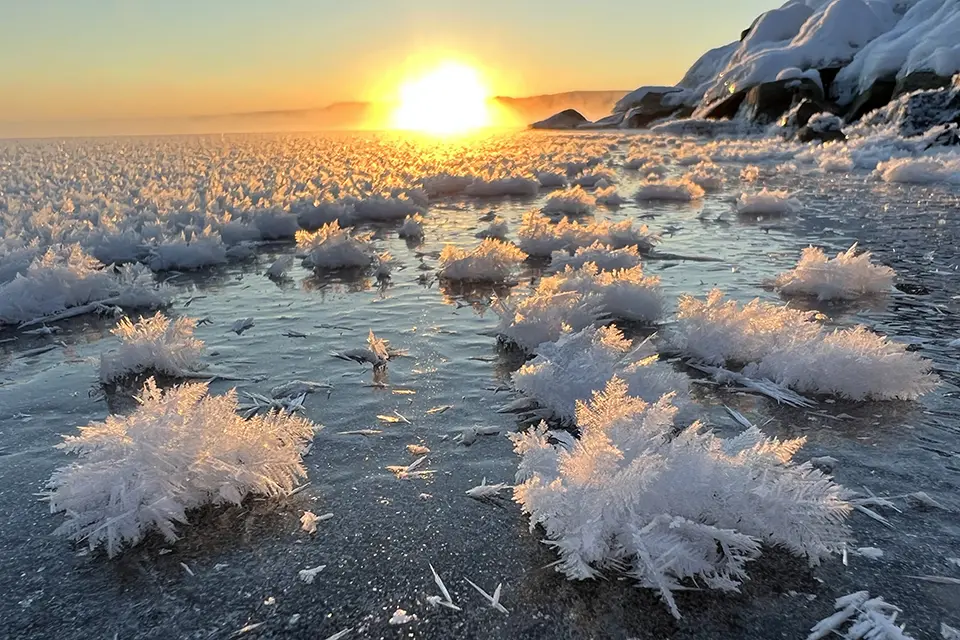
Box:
390;61;494;135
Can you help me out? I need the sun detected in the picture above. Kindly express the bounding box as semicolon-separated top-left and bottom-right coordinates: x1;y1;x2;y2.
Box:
390;61;493;135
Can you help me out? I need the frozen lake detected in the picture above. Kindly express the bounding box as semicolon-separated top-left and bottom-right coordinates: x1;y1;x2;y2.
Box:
1;130;958;639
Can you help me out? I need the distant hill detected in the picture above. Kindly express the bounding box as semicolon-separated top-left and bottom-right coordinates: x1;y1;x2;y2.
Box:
183;91;628;132
0;90;628;138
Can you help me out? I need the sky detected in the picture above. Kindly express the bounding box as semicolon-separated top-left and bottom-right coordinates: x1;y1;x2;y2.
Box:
0;0;777;123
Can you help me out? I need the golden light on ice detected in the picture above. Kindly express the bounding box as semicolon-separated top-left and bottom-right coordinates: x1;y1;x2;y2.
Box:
390;62;493;134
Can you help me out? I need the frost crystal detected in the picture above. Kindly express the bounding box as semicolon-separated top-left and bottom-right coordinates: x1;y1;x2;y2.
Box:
438;239;527;282
100;313;205;383
517;211;657;257
296;220;376;270
633;177;706;202
542;186;596;217
513;325;691;424
671;290;936;401
550;242;642;273
511;378;852;619
735;189;800;216
0;245;167;326
774;244;895;300
808;591;915;640
495;263;662;352
46;379;316;557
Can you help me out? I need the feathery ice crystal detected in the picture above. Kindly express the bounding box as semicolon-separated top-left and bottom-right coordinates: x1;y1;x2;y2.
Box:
296;220;376;270
549;241;642;273
146;227;228;272
510;378;852;619
0;245;168;326
773;244;895;300
47;378;316;557
546;263;664;324
542;186;596;217
517;211;657;257
475;216;509;240
735;189;799;216
100;313;206;383
808;591;916;640
496;262;662;352
633;177;706;202
513;325;690;424
438;239;527;282
671;290;936;401
671;290;822;366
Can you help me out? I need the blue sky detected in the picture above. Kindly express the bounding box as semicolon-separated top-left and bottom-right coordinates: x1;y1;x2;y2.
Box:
0;0;776;121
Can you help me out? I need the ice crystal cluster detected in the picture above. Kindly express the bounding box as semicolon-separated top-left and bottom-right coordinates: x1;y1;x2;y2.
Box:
0;245;168;326
808;591;916;640
46;379;316;557
497;263;662;352
512;325;690;424
296;221;376;270
438;239;528;282
517;211;658;257
549;241;642;272
735;189;800;216
773;244;896;300
397;213;425;239
510;377;852;619
542;186;596;217
100;313;206;383
633;177;706;202
671;290;937;400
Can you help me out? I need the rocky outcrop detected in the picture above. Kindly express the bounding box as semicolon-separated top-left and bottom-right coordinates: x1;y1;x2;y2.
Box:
859;84;960;137
530;109;588;130
577;112;625;129
844;78;897;122
699;77;824;123
894;71;954;99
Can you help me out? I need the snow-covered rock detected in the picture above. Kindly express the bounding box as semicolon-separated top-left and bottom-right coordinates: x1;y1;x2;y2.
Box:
530;109;589;130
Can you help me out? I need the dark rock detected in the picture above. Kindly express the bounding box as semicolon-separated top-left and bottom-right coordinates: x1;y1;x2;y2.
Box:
742;77;824;124
576;112;625;130
818;67;843;95
858;85;960;137
622;105;684;129
844;77;896;122
797;126;846;143
780;98;841;129
530;109;588;130
894;71;954;98
700;91;748;120
924;126;960;149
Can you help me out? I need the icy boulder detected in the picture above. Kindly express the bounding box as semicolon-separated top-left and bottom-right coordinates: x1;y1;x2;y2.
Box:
530;109;588;130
